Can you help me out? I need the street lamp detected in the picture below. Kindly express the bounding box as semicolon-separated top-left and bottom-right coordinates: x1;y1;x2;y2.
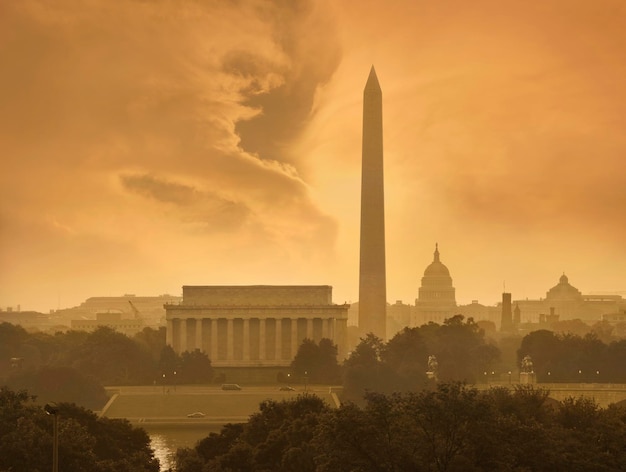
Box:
508;371;512;385
162;373;166;394
304;371;308;392
173;371;177;392
44;403;59;472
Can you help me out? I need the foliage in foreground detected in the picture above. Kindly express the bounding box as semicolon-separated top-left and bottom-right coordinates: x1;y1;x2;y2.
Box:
0;386;159;472
174;383;626;472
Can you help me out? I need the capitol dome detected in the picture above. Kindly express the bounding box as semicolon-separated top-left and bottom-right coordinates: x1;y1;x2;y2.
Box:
414;244;457;324
424;245;451;277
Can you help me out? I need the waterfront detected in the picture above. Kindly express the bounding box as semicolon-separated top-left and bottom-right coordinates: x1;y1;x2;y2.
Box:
147;424;224;471
100;385;339;471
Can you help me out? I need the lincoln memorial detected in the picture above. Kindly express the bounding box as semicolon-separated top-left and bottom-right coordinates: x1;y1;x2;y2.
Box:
164;285;349;367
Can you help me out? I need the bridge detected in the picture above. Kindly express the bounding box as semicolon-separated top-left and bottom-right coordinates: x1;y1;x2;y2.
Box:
476;382;626;408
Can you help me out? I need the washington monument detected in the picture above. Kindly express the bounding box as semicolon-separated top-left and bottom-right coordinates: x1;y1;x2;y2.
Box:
358;66;387;339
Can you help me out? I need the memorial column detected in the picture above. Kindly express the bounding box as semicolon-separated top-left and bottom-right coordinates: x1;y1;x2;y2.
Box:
275;318;282;361
195;318;203;352
179;319;188;353
210;319;218;361
243;319;250;361
226;318;234;360
306;318;314;339
291;318;298;359
259;319;266;360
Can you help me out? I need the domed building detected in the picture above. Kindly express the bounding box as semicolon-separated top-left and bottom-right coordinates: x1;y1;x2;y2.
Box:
513;273;624;325
412;244;457;325
546;274;583;302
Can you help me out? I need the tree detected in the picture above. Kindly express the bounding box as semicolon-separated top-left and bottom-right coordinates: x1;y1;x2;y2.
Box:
382;327;430;391
434;315;500;382
290;338;341;384
518;329;561;381
158;345;180;375
175;394;329;472
342;334;391;402
342;316;500;402
518;330;626;382
195;423;244;464
314;393;413;471
178;349;213;384
170;383;626;472
0;322;29;378
402;383;499;471
6;365;107;410
0;386;159;472
133;327;166;362
69;327;155;385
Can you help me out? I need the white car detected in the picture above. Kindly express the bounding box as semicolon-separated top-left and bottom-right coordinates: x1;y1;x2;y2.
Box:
187;412;206;418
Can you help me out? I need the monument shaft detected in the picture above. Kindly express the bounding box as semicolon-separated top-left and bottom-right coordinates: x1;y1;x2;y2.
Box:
358;67;387;339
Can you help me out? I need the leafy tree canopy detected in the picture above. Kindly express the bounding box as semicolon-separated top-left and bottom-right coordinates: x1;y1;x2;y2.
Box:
343;316;500;402
0;386;159;472
290;338;341;384
175;383;626;472
518;330;626;382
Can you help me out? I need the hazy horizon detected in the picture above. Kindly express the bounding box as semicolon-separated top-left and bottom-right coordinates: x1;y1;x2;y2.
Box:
1;0;625;313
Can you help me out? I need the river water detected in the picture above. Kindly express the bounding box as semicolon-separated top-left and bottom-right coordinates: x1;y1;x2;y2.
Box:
146;424;224;471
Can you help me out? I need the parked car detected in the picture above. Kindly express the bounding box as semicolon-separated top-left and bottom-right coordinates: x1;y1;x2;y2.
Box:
187;412;206;418
279;386;295;391
221;384;242;390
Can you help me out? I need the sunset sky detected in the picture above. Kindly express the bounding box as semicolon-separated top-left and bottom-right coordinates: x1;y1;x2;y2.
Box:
1;0;625;313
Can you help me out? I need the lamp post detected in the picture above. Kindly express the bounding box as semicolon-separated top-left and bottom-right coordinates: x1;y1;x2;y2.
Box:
304;371;308;392
162;373;166;394
508;371;512;385
173;371;177;392
44;403;59;472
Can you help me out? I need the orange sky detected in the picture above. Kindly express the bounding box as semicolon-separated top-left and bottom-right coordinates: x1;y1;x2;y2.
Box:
1;0;625;313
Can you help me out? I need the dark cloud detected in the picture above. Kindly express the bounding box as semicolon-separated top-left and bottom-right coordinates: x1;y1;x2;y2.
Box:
234;1;342;170
120;174;201;206
120;173;253;233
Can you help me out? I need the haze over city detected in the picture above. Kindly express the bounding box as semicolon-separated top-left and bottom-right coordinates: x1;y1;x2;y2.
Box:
1;0;625;313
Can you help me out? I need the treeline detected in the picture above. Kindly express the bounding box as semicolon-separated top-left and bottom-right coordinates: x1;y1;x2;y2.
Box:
518;329;626;383
340;315;500;402
0;386;159;472
173;383;626;472
0;323;213;408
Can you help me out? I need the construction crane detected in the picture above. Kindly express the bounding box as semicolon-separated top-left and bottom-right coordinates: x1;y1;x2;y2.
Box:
128;300;143;321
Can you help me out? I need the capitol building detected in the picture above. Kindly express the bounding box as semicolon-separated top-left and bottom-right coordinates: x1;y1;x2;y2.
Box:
412;244;457;326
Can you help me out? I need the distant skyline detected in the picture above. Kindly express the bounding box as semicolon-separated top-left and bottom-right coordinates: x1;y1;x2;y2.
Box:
1;0;625;313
